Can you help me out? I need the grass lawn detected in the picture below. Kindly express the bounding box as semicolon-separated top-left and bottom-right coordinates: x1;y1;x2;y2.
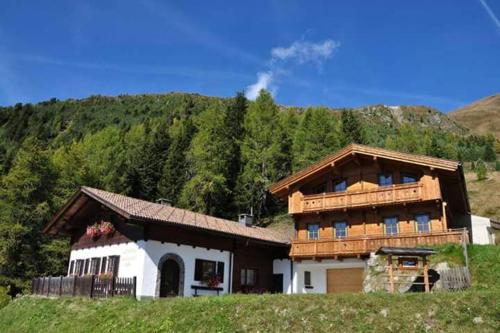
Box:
0;290;498;333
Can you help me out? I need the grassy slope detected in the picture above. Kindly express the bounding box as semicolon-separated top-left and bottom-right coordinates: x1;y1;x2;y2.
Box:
450;94;500;140
465;170;500;221
0;245;498;333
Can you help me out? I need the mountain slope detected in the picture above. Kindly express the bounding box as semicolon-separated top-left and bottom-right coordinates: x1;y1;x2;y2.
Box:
450;94;500;140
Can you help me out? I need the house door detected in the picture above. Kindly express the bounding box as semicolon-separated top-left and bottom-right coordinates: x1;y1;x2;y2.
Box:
326;268;364;293
160;259;180;297
272;274;283;293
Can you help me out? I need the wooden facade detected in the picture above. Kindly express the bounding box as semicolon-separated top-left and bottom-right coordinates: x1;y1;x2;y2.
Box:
269;144;471;260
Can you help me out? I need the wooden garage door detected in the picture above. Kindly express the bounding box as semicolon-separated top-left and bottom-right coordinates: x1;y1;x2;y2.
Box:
326;268;364;293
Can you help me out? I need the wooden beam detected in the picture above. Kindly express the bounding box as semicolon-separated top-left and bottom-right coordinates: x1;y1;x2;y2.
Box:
388;255;394;293
423;256;430;293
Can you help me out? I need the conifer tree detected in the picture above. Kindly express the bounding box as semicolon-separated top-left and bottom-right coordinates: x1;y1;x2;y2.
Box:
340;109;365;145
179;104;232;215
292;108;341;171
236;90;286;218
0;137;64;286
158;118;195;204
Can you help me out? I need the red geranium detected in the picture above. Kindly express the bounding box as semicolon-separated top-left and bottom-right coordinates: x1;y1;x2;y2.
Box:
86;223;101;238
99;221;115;235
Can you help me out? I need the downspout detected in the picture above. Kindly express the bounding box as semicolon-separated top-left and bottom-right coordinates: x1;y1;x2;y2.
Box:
228;251;233;293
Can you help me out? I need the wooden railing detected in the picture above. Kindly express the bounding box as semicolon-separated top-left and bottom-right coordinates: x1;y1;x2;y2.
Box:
32;275;136;298
299;183;425;214
290;228;468;258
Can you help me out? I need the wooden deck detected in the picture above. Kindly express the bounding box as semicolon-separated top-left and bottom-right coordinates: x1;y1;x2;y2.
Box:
290;228;468;259
290;183;434;214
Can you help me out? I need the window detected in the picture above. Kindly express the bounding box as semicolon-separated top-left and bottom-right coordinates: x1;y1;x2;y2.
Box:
68;260;75;276
333;179;347;192
100;257;108;274
84;259;90;275
415;213;431;233
401;172;417;184
194;259;216;281
399;257;418;268
307;224;320;240
384;216;399;235
217;262;225;283
378;173;393;187
107;256;120;275
241;268;257;286
334;222;347;239
90;258;101;275
75;260;84;276
304;271;311;286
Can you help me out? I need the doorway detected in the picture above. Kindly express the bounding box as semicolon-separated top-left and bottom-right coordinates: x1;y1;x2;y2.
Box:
159;259;180;297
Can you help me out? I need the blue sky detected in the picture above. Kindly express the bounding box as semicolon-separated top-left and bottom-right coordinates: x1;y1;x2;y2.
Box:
0;1;499;111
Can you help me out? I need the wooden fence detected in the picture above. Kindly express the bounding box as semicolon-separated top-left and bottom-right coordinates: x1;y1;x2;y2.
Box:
32;275;136;298
439;267;471;291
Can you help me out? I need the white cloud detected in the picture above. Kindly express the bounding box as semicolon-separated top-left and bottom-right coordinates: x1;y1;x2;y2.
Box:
245;38;340;100
245;71;273;100
478;0;500;33
271;39;340;65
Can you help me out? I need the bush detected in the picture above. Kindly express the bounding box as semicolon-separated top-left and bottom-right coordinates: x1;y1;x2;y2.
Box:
0;286;10;309
475;159;487;181
495;160;500;171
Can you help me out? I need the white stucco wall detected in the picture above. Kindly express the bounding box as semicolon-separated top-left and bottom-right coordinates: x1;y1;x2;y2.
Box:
139;240;232;298
273;259;292;294
69;242;145;279
471;215;495;244
291;259;367;294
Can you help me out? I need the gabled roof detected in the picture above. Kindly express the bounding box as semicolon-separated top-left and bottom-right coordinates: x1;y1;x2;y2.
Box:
44;187;289;245
269;144;462;197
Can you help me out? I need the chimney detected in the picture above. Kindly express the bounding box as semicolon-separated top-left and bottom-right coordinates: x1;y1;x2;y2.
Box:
239;207;254;227
156;198;172;206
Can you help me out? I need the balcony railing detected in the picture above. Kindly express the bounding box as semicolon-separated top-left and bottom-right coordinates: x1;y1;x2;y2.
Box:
290;228;468;258
291;182;431;214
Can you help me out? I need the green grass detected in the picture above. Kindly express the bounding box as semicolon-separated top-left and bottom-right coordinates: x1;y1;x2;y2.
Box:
0;291;498;333
0;245;498;333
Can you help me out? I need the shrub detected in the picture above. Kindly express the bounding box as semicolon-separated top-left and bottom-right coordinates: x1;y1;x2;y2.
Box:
495;160;500;171
475;159;487;181
0;286;10;309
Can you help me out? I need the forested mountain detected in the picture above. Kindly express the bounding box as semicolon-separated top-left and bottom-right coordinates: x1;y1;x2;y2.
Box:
0;91;497;290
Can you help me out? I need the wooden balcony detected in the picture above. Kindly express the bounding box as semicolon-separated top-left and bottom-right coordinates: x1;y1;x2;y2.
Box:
289;182;438;214
290;228;468;259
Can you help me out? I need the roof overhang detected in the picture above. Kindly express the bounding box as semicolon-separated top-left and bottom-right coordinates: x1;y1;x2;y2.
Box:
269;144;462;198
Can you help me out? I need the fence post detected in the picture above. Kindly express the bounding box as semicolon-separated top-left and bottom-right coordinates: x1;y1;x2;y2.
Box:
133;276;137;298
90;275;95;298
47;276;51;296
59;276;63;296
72;276;76;296
111;276;115;297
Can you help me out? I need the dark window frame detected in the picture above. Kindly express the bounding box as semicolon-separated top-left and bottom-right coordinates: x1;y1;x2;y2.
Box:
304;271;312;288
240;268;258;287
69;260;75;276
75;259;84;276
194;259;224;282
415;213;431;233
384;216;399;235
107;255;120;275
334;221;348;239
90;257;101;275
307;223;320;240
84;259;90;275
100;257;108;274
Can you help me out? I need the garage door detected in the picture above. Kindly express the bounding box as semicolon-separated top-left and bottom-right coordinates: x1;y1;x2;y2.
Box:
326;268;364;293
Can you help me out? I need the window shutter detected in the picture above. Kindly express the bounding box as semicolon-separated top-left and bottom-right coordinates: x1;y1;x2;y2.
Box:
217;262;224;283
101;257;107;274
69;261;75;275
194;259;203;281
